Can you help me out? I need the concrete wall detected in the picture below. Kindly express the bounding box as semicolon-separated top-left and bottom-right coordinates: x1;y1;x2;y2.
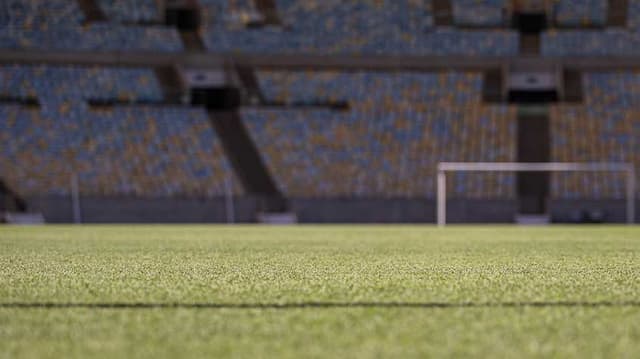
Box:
291;199;517;223
27;196;259;224
24;196;639;224
27;196;515;224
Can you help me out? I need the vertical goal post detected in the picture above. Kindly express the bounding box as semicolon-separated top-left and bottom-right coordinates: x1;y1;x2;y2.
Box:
436;162;636;226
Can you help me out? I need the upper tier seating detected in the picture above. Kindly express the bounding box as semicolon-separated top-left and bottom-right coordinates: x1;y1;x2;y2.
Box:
201;0;519;55
0;24;183;52
552;0;608;27
541;0;640;56
0;0;182;51
542;30;640;56
0;105;241;197
242;71;517;198
628;0;640;29
98;0;163;23
452;0;509;27
0;0;85;28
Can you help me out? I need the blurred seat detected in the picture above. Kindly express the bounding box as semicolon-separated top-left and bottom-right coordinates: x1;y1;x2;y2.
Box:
242;71;517;198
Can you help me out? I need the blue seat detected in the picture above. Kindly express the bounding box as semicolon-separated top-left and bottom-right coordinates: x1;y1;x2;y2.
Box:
0;104;240;197
241;71;517;198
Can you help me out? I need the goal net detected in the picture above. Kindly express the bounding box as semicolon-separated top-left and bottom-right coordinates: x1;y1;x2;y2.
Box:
437;162;636;226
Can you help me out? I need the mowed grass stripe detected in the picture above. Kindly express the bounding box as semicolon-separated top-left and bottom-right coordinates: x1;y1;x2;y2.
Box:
1;225;640;358
1;226;639;304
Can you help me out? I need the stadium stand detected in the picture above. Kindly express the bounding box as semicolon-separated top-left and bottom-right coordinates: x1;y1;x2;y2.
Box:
243;71;517;198
97;0;163;23
451;0;510;27
550;106;637;199
199;0;259;25
0;104;240;197
0;64;237;198
0;0;85;28
200;0;519;55
551;73;640;199
542;30;640;56
1;0;639;223
582;72;640;106
0;24;183;51
256;71;487;105
0;0;182;51
541;0;640;55
551;0;608;27
0;65;163;102
629;0;640;29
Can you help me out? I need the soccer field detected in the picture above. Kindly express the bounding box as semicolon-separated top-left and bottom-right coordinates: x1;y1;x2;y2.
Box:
1;225;639;358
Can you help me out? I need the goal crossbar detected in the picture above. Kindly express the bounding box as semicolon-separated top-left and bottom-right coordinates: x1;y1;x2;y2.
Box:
437;162;636;226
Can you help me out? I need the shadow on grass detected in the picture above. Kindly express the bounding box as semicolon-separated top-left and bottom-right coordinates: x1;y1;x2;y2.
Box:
1;301;640;309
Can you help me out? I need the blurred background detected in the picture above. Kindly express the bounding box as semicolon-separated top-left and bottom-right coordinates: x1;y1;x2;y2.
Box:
0;0;638;224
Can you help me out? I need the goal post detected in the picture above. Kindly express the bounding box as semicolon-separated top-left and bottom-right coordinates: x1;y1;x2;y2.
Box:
436;162;636;226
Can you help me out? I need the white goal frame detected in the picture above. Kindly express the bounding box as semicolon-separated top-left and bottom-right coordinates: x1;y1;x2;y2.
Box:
437;162;636;226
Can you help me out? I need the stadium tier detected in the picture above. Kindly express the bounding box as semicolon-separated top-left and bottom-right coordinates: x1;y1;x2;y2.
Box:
542;30;640;56
201;0;518;55
244;71;517;199
0;65;163;103
0;0;85;28
552;0;608;27
5;0;640;56
243;106;516;199
0;24;183;51
257;71;483;104
550;106;639;199
205;27;518;55
542;0;640;56
1;0;640;224
551;73;640;199
97;0;163;23
630;0;640;29
0;0;181;51
452;0;509;27
0;104;240;197
582;72;640;107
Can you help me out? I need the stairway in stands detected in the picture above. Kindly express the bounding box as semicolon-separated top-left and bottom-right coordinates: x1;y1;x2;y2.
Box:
513;6;551;223
207;110;288;215
516;107;550;222
183;65;292;220
154;66;186;103
153;4;292;222
234;65;267;105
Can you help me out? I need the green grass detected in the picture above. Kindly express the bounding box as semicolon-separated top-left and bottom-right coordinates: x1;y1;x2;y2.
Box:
1;225;639;358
